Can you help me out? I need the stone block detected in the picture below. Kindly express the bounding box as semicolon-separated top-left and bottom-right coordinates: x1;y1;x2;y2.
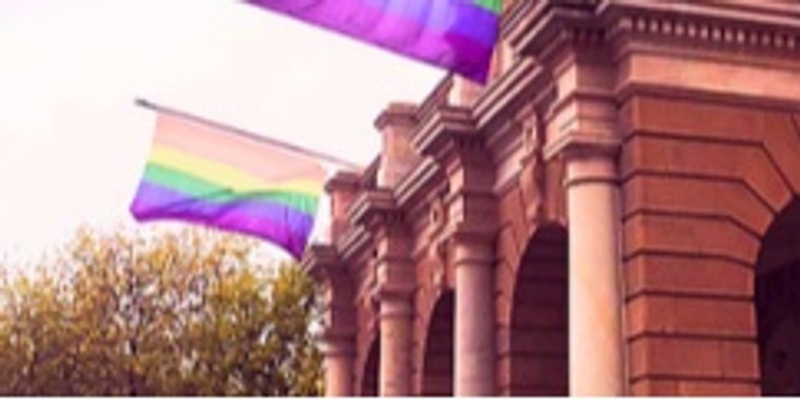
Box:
627;295;755;338
630;336;722;379
623;212;760;265
625;253;754;298
623;174;773;236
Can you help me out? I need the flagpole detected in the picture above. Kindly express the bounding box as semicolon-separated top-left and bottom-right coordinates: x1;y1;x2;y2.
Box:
135;98;362;171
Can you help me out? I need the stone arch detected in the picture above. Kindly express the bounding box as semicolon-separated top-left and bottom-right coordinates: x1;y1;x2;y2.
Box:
756;197;800;395
358;338;379;396
420;291;455;396
506;224;569;395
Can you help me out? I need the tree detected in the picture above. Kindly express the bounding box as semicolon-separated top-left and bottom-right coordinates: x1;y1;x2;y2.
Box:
0;226;323;396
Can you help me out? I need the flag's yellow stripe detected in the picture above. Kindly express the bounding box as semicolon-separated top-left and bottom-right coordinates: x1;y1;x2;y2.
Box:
148;146;323;196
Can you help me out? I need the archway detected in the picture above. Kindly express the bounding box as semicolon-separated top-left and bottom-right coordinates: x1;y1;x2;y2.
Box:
756;198;800;395
359;338;379;396
420;291;455;396
508;225;569;395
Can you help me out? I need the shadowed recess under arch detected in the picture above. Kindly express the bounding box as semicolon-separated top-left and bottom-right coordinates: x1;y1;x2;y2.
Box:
756;197;800;396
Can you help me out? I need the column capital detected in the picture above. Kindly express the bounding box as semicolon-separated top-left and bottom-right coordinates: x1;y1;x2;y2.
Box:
544;130;620;161
546;130;620;188
449;228;496;266
374;293;414;320
319;329;356;357
372;258;415;304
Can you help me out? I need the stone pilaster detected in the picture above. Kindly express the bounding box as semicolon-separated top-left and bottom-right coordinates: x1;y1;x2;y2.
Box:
303;245;356;397
375;103;420;188
351;190;415;396
326;171;362;242
414;105;498;396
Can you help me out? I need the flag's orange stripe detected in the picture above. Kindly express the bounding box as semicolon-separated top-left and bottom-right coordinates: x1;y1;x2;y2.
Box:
151;113;326;183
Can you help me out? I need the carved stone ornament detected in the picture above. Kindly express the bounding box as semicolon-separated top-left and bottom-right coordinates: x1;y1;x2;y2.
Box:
427;191;450;291
519;112;547;225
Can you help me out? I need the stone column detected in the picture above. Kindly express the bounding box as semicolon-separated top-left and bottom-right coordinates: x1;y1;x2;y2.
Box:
560;135;625;395
377;291;413;396
453;234;496;396
374;229;414;397
321;335;355;396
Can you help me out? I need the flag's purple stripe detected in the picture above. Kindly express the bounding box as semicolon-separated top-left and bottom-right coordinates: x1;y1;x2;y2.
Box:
130;181;313;259
359;0;499;47
248;0;496;82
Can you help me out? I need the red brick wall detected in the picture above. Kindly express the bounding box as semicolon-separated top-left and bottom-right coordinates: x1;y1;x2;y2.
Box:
621;94;800;395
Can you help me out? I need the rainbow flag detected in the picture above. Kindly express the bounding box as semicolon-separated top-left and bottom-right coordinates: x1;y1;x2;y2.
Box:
130;103;326;259
246;0;502;83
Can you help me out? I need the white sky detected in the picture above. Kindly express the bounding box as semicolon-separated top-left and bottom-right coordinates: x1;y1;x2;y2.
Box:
0;0;443;261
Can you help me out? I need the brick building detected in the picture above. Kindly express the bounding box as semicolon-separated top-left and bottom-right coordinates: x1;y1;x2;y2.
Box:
302;1;800;396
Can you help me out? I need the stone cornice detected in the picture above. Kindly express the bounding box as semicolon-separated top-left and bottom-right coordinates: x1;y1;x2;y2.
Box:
473;57;551;138
325;170;362;194
415;75;454;126
349;189;401;232
600;0;800;34
506;0;800;78
374;102;418;131
346;191;416;300
412;105;479;167
301;243;341;282
506;0;601;60
394;157;443;210
360;155;381;190
602;3;800;59
337;224;371;263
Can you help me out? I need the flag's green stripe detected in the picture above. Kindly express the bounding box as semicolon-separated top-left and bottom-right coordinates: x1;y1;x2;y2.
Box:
143;163;319;215
473;0;502;14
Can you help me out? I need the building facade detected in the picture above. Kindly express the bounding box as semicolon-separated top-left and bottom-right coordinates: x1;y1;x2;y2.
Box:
302;0;800;396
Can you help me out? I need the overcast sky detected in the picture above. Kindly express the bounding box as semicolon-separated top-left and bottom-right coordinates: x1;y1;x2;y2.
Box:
0;0;443;261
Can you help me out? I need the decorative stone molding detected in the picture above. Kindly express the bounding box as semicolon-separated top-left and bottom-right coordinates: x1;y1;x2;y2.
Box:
427;190;451;292
519;108;548;227
349;189;415;300
545;130;621;161
605;2;800;53
612;15;798;52
413;105;478;169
